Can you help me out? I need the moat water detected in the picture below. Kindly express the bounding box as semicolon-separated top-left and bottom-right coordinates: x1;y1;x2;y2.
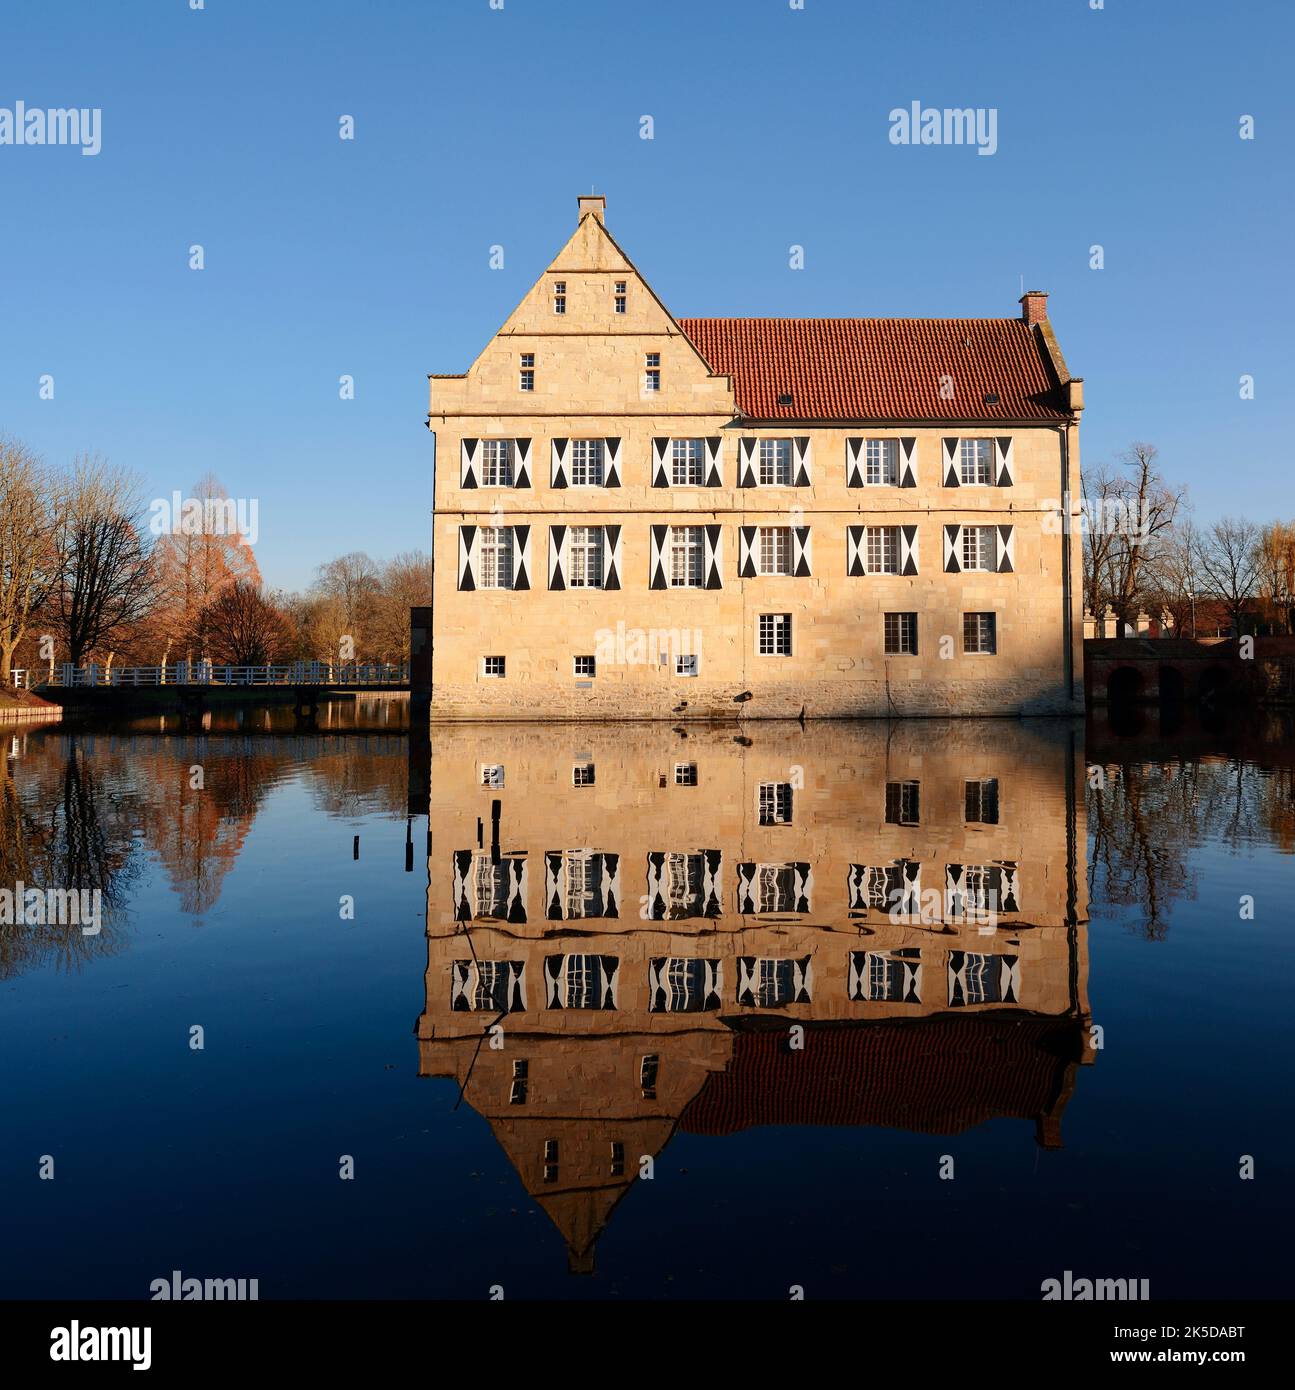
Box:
1;700;1291;1300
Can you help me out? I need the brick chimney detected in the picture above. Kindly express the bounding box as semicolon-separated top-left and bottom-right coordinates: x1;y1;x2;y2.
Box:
1019;289;1049;325
577;193;606;225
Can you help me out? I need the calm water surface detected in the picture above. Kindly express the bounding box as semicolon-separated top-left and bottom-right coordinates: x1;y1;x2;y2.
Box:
2;699;1291;1300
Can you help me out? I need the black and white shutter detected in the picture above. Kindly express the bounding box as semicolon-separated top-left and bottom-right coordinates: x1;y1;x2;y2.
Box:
701;849;722;916
649;524;669;590
942;437;961;487
460;438;481;489
792;526;812;577
736;862;756;914
738;525;758;579
451;850;473;920
737;438;757;487
703;525;723;590
547;524;567;590
793;437;812;486
602;525;622;590
791;861;813;913
513;437;532;488
899;437;918;488
994;436;1014;487
943;524;963;573
995;524;1015;573
899;524;918;576
651;438;670;488
550;437;570;488
604;437;622;487
846;524;866;578
704;437;723;487
846;438;865;488
457;525;479;591
511;525;531;590
991;861;1020;913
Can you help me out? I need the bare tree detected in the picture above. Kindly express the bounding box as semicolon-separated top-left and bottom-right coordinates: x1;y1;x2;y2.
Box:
312;552;380;659
369;551;432;664
0;439;59;684
205;581;286;666
1196;517;1261;637
1255;521;1295;635
1145;518;1202;638
53;456;159;667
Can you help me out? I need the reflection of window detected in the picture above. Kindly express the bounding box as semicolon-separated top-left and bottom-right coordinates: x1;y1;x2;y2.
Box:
736;956;812;1007
474;860;511;918
648;957;722;1013
640;1053;658;1098
965;778;1000;823
946;862;1019;918
948;951;1019;1006
849;948;922;1003
510;1060;528;1105
674;762;697;786
450;959;526;1012
573;762;596;786
885;780;920;825
758;781;793;825
545;953;619;1009
481;763;505;788
758;864;794;912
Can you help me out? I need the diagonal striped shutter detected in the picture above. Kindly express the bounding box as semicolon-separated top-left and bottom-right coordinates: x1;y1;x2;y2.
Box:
548;525;567;590
899;437;918;488
458;525;478;590
847;525;866;577
996;524;1015;573
649;524;668;590
943;437;960;487
512;525;531;590
846;438;864;488
551;437;570;488
704;437;723;487
513;437;532;488
792;526;812;577
703;525;723;590
738;526;757;578
793;437;812;486
736;862;756;913
602;524;622;590
943;524;963;573
994;436;1014;487
604;437;622;487
737;438;757;487
544;851;564;920
900;524;919;576
651;438;670;487
460;438;481;489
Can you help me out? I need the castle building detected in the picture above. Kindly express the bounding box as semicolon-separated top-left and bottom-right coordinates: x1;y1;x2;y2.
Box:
427;194;1085;721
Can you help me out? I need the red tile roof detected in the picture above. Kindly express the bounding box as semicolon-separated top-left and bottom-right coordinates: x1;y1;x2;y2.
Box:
679;1016;1081;1137
677;317;1069;423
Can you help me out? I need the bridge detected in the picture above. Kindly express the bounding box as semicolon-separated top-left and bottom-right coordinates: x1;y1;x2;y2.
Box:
1085;637;1295;707
26;661;409;691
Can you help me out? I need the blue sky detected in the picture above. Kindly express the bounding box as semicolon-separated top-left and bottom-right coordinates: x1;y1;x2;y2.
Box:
1;0;1290;590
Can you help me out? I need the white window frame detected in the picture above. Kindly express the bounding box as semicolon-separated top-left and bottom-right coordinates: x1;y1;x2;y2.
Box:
866;438;899;486
884;611;918;655
519;353;535;392
481;763;505;788
758;438;793;486
553;280;566;315
758;781;793;825
644;351;661;394
757;612;792;656
569;438;606;488
614;280;627;314
573;655;596;678
668;526;704;589
757;526;792;576
963;612;998;655
568;525;604;588
675;653;699;677
674;762;698;786
482;655;506;678
866;526;900;575
480;439;514;488
960;437;993;486
478;526;515;590
572;762;596;786
671;438;704;487
961;525;995;573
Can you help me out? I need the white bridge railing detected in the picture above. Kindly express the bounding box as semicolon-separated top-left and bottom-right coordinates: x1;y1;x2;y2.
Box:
35;661;409;689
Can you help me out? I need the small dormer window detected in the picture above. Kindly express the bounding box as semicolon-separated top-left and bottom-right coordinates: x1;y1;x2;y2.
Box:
614;280;627;314
553;281;566;315
777;392;793;406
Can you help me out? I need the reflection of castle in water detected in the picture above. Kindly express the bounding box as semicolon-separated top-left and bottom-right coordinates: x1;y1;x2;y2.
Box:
418;720;1092;1273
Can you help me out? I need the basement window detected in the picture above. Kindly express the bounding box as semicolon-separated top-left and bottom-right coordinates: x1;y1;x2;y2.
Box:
573;655;596;678
482;655;506;678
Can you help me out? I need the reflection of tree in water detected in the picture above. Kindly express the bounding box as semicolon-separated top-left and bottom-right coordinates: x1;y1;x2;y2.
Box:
0;740;138;978
303;735;409;818
1088;755;1294;940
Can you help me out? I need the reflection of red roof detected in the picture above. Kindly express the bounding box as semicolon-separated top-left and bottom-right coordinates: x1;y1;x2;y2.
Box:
677;318;1068;422
679;1017;1081;1138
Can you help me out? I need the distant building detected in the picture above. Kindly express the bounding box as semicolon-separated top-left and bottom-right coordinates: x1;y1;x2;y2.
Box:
428;194;1086;720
